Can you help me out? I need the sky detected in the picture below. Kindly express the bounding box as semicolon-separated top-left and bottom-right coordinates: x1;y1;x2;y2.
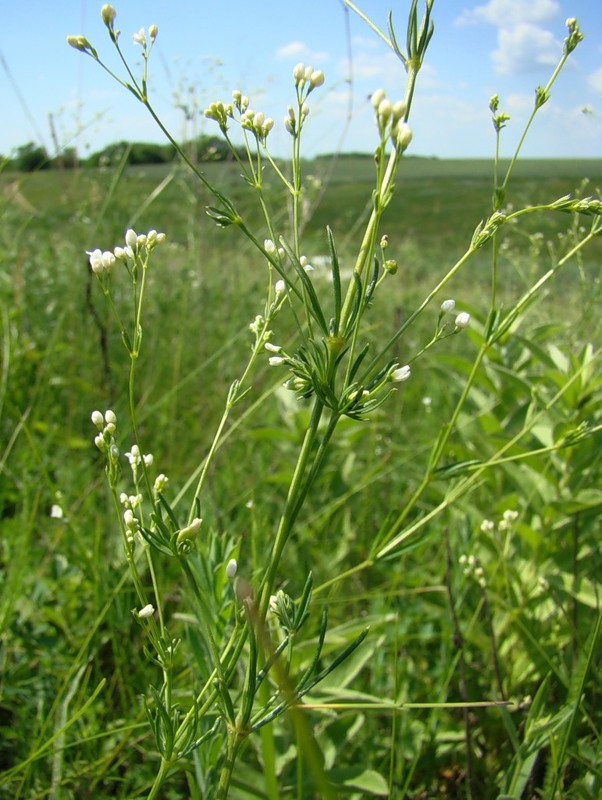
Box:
1;0;601;161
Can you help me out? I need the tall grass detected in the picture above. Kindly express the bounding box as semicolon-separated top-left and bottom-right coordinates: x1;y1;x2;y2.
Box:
1;2;601;798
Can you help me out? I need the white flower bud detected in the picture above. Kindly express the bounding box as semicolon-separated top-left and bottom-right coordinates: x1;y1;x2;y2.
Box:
87;249;104;274
125;229;138;249
114;246;127;262
264;239;276;254
265;342;281;353
176;517;203;545
275;279;285;295
378;99;394;121
293;62;306;83
393;121;413;151
101;250;115;271
392;364;411;382
393;100;407;120
100;4;116;26
91;410;104;428
310;69;325;88
149;24;158;41
269;356;285;366
455;311;471;329
137;604;154;618
441;299;456;313
225;558;237;579
371;88;386;108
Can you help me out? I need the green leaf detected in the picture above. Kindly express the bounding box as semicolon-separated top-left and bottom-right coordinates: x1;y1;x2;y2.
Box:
327;766;389;795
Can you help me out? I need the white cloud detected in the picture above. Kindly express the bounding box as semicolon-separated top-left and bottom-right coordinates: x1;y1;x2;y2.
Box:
275;41;330;63
456;0;559;27
493;23;560;74
588;66;602;95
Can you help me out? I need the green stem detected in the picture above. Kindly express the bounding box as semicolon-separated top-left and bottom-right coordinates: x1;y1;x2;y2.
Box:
216;733;241;800
259;398;325;618
146;757;171;800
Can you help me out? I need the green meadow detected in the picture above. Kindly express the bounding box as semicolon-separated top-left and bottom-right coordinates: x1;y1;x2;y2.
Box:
1;147;602;799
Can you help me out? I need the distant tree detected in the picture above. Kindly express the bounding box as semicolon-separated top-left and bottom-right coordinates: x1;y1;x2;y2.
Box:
13;142;49;172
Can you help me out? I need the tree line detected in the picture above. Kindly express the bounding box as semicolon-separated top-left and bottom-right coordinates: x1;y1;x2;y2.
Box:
3;135;242;172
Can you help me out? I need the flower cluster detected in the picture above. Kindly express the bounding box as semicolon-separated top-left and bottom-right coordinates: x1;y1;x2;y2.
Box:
87;228;166;276
480;508;519;535
370;89;412;151
205;92;274;142
459;553;487;588
439;299;471;332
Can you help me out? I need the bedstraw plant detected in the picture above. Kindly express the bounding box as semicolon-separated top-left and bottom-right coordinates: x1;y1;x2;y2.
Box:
59;1;602;797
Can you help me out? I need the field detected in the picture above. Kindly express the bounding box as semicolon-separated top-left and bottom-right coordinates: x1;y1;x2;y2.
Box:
1;148;602;800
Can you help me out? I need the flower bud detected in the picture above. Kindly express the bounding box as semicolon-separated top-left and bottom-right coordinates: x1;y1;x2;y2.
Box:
67;35;91;52
440;299;456;314
91;410;104;428
371;88;386;108
455;311;471;329
105;409;116;425
391;364;411;382
310;69;325;88
378;99;394;121
226;558;237;579
137;604;154;619
393;100;407;120
393;121;413;151
293;62;306;83
125;229;138;249
101;4;116;26
149;24;158;41
176;517;202;545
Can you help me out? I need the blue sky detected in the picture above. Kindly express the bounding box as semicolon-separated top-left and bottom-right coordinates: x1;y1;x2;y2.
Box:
2;0;601;160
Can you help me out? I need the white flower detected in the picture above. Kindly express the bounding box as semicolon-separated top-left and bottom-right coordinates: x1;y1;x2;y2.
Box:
143;453;153;467
269;356;285;367
503;509;518;522
455;311;471;329
87;249;104;274
149;24;158;41
225;558;237;579
391;364;411;382
138;604;154;618
440;299;456;314
104;409;116;425
91;410;104;428
125;444;141;466
132;28;146;46
275;279;285;295
265;342;281;353
50;504;64;519
264;239;276;254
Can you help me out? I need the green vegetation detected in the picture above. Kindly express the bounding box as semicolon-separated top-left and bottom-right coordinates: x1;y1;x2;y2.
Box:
1;2;601;798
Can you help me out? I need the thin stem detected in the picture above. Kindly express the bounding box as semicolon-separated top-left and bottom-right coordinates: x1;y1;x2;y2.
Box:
259;398;325;619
